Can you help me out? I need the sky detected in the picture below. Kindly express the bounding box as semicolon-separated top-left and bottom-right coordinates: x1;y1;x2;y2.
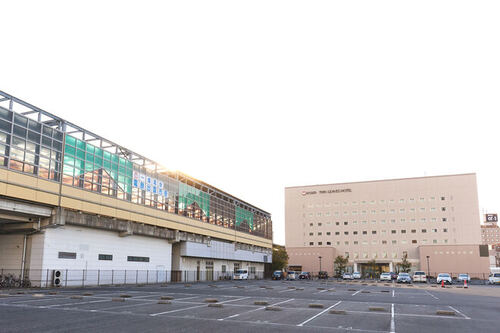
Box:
1;1;499;245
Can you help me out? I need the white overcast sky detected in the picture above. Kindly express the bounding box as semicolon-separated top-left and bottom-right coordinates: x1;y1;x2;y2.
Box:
1;1;499;245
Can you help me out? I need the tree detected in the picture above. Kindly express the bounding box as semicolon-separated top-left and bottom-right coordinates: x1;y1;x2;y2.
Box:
271;245;289;271
334;255;349;277
396;253;412;273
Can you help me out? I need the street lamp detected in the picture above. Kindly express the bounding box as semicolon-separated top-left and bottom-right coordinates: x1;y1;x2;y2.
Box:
318;256;322;273
426;256;430;278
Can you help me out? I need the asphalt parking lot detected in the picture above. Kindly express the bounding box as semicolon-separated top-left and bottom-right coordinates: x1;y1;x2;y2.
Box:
1;279;500;333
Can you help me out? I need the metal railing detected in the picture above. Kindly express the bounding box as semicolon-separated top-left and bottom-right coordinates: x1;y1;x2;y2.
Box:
0;268;264;288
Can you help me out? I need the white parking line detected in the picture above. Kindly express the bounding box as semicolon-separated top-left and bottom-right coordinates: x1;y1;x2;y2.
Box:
297;301;342;327
100;301;153;311
448;306;471;319
424;290;439;300
352;289;364;296
218;298;295;321
149;296;249;317
390;303;395;333
314;290;328;294
278;289;296;293
46;299;110;308
392;290;395;298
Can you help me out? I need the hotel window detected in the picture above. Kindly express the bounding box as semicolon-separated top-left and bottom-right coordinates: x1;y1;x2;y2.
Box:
411;229;416;233
392;252;397;258
382;240;387;244
381;220;386;224
318;242;322;245
352;211;358;215
370;200;375;204
399;199;405;203
353;220;358;224
127;256;150;262
401;240;407;244
362;241;368;245
344;231;349;235
421;229;427;233
420;197;425;202
380;209;386;214
343;211;349;215
362;220;367;224
392;240;397;244
381;230;387;234
309;232;313;236
380;199;385;204
309;223;313;226
345;241;349;245
336;222;340;225
336;241;340;245
443;228;448;232
352;201;358;205
309;242;314;246
354;241;358;245
317;212;322;217
412;240;417;244
327;241;331;245
325;212;331;216
400;208;405;213
431;218;437;222
442;218;447;222
361;200;366;204
362;231;367;235
420;207;425;212
344;221;348;225
353;231;358;235
98;254;113;261
391;230;396;234
372;230;377;234
420;218;426;222
410;208;415;213
391;219;396;223
441;196;445;201
317;232;322;236
441;207;446;211
432;229;437;233
318;222;322;226
390;209;395;214
411;218;416;222
354;252;359;258
308;213;313;217
433;239;437;244
335;212;340;216
430;196;435;201
343;201;348;206
326;232;331;236
363;253;368;259
430;207;436;212
371;210;376;214
401;230;406;234
409;198;415;202
335;232;340;235
362;210;367;214
389;199;394;203
400;218;406;223
372;240;378;245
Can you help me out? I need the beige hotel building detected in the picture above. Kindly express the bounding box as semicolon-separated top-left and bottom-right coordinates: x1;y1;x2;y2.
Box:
285;173;490;276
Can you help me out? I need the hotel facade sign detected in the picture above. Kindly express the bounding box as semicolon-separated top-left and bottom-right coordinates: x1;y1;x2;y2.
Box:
301;189;352;196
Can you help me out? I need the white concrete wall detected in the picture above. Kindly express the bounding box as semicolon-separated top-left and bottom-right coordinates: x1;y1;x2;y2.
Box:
29;225;172;286
180;240;271;263
178;257;264;282
0;234;24;270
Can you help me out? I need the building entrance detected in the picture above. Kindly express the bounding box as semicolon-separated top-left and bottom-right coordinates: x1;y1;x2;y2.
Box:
358;262;390;278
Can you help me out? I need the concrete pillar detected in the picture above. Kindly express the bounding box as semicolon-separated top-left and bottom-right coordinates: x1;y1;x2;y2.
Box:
389;262;394;272
354;262;358;272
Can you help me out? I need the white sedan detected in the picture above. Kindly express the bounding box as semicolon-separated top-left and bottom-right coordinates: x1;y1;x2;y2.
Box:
489;273;500;285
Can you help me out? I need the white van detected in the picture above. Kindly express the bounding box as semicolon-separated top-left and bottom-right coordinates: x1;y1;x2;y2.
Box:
233;269;249;280
412;271;427;283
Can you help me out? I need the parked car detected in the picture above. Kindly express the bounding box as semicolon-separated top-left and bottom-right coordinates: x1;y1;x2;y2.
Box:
272;271;284;280
286;271;297;280
389;272;397;280
233;269;248;280
298;272;311;279
342;273;353;280
380;272;392;281
413;271;427;283
352;271;361;279
318;271;328;279
397;273;412;284
436;273;453;285
488;273;500;285
457;274;470;283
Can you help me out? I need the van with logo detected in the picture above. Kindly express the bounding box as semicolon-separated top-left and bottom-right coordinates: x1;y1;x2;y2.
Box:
233;269;249;280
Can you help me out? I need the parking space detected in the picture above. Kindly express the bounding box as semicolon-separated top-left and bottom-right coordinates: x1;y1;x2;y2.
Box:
1;280;500;332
